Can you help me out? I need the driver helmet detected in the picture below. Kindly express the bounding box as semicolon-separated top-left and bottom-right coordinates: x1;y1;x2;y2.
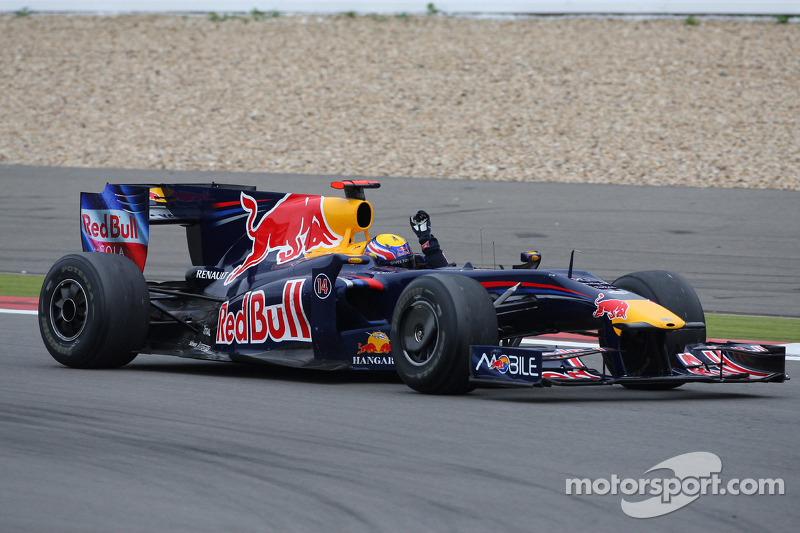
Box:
366;234;414;268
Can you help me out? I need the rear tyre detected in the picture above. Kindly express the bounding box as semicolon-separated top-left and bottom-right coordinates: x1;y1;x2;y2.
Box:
612;270;705;390
39;253;150;369
392;274;498;394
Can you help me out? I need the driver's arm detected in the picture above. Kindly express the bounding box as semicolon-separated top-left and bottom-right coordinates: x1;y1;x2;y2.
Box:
410;210;449;269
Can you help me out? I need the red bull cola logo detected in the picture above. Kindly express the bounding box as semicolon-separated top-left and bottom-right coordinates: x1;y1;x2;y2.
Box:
81;208;148;270
592;293;629;320
225;192;343;285
81;210;142;242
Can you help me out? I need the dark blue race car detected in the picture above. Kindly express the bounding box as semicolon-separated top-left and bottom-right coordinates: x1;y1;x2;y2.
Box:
38;180;787;394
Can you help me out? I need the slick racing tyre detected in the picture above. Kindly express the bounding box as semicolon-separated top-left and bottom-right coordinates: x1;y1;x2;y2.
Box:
39;253;150;369
612;270;705;390
391;274;498;395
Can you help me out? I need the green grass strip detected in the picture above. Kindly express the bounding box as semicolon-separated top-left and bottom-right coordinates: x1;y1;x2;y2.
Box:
706;314;800;343
1;274;797;343
0;274;43;298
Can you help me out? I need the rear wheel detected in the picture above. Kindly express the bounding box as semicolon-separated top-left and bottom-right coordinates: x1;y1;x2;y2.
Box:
612;270;705;390
392;274;498;394
39;253;150;368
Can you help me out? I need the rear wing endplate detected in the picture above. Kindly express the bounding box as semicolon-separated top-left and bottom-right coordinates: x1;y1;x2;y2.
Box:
80;182;256;271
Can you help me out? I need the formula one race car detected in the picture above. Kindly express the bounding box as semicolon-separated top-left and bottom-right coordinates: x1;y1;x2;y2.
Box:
38;181;787;394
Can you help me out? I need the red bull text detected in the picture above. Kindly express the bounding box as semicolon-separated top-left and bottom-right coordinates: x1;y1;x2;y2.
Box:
216;279;311;345
225;192;343;285
81;208;148;270
81;210;141;241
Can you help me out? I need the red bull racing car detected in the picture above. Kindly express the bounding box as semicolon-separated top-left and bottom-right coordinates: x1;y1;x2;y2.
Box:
38;181;787;394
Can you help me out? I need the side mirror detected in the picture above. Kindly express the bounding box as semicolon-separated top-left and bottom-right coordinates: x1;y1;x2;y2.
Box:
513;251;541;270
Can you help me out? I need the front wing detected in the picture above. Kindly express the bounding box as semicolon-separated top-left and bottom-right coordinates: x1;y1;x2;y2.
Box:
469;343;787;388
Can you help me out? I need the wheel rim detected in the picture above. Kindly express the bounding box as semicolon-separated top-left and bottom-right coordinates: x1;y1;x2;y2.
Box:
400;300;439;366
50;279;88;341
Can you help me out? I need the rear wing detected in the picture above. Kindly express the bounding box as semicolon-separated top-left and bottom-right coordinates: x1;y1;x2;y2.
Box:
80;183;258;271
80;184;151;271
80;182;377;272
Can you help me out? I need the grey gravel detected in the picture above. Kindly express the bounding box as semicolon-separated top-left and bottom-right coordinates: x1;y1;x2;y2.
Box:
1;14;798;190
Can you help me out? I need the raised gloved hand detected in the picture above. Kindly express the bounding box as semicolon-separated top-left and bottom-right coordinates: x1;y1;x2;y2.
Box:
410;210;431;239
409;210;448;267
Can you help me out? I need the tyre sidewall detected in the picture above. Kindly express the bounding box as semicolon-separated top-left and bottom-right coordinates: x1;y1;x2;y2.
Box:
39;255;109;368
39;253;149;368
612;270;705;379
392;278;460;391
392;274;497;394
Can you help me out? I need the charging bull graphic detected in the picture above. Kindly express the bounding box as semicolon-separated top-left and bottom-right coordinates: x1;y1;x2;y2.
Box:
592;293;629;320
357;331;391;354
225;192;343;285
489;355;511;373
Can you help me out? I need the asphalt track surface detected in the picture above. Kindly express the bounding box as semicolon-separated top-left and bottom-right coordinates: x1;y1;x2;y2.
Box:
1;165;799;531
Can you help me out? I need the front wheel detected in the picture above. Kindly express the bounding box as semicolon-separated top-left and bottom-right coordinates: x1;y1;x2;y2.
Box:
39;253;150;368
391;274;498;394
612;270;705;390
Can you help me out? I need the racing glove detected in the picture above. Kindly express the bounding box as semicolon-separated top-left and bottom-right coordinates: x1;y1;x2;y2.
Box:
410;210;448;268
410;210;431;240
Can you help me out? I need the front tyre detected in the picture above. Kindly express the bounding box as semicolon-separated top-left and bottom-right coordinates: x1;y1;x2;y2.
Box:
612;270;705;390
391;274;498;394
38;253;150;368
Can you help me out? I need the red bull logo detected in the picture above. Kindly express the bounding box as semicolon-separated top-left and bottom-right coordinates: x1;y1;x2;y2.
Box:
357;331;391;354
81;208;148;270
489;355;511;373
81;210;142;242
225;192;343;285
149;186;211;204
216;279;311;345
475;352;539;377
593;293;629;320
